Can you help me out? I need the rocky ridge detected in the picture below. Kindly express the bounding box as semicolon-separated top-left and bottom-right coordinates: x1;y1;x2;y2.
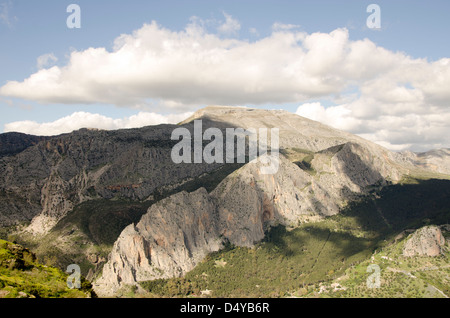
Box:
0;126;222;233
403;225;447;257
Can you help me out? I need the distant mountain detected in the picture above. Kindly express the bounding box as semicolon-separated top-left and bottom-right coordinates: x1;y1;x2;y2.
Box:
402;148;450;175
0;132;49;158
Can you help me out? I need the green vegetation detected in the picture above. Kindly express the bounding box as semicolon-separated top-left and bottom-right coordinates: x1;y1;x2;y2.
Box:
0;239;94;298
139;221;374;297
316;232;449;298
10;198;153;277
138;177;450;298
53;199;151;246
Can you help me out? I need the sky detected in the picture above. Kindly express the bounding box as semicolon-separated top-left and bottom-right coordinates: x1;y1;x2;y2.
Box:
0;0;449;152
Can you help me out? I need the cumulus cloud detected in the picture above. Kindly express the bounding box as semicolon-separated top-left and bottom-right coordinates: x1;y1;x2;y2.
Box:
296;100;450;152
4;22;447;110
0;22;355;107
1;15;450;150
296;102;362;132
3;111;193;136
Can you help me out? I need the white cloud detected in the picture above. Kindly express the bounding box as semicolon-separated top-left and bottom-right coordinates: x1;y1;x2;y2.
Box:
296;101;450;152
296;102;362;132
3;111;193;136
1;17;450;151
0;22;349;107
217;12;241;34
36;53;58;69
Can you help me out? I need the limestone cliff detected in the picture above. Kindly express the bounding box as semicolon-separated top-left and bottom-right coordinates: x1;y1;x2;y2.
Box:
403;225;447;257
401;148;450;175
94;188;222;296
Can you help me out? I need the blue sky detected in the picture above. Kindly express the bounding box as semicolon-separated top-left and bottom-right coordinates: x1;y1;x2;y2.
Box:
1;0;449;151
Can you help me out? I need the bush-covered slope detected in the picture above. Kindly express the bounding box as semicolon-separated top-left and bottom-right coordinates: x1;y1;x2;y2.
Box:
0;239;94;298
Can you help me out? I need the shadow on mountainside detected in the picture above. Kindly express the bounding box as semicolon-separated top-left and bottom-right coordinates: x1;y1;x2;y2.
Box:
338;178;450;236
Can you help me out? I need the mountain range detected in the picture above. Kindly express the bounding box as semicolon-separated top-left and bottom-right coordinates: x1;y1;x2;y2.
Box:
0;106;448;298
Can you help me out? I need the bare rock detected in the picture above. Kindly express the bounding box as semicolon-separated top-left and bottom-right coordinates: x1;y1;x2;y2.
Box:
93;188;222;296
401;148;450;175
403;225;446;257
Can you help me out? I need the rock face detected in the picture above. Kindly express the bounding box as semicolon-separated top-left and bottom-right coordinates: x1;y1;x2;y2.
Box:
94;156;312;295
0;132;49;158
94;188;223;296
181;106;367;151
0;106;436;233
0;126;222;233
403;225;446;257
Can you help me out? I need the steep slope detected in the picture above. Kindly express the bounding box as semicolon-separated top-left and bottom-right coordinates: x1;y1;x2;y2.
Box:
92;150;389;294
0;239;94;298
125;180;450;298
0;132;50;158
0;125;223;233
181;106;406;167
0;106;426;234
94;188;223;295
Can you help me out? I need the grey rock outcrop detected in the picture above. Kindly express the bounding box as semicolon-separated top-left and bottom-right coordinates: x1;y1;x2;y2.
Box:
0;132;49;158
403;225;446;257
0;106;442;234
94;188;222;296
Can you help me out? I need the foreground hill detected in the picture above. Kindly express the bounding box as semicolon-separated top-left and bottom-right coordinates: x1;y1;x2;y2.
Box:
0;239;94;298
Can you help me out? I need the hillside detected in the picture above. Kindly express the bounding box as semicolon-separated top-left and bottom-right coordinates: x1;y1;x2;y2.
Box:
312;224;449;298
0;239;94;298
